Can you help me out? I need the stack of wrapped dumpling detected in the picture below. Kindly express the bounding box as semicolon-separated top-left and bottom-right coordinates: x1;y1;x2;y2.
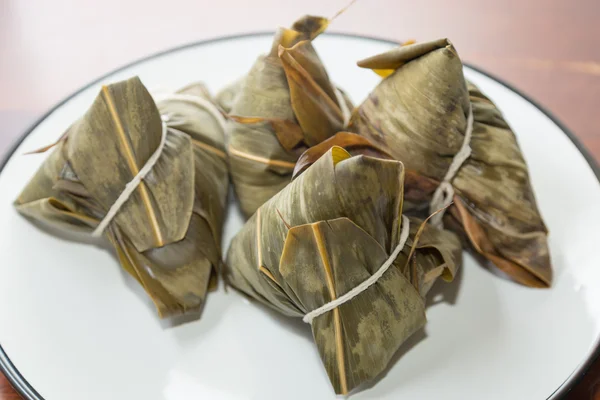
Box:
15;15;551;395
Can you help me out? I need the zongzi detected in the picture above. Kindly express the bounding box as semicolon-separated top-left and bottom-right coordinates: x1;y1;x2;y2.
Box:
222;15;353;217
15;77;229;318
349;39;552;288
226;147;461;394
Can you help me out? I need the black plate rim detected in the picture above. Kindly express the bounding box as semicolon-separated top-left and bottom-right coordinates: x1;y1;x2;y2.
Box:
0;31;597;400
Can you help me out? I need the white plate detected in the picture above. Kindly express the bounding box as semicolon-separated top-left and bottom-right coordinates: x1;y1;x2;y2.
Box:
1;33;599;400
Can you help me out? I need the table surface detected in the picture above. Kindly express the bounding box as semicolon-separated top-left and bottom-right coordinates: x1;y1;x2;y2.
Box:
1;0;599;399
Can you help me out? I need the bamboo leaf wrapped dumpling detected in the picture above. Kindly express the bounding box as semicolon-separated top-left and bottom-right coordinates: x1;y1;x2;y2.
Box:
350;39;552;288
226;147;461;394
222;15;352;217
15;77;228;318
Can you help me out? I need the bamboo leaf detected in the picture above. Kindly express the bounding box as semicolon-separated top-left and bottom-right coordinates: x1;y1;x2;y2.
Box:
290;15;329;39
64;77;195;252
310;222;348;394
226;148;461;393
292;132;393;179
16;78;229;318
221;15;353;217
351;39;551;287
226;115;305;152
279;41;344;146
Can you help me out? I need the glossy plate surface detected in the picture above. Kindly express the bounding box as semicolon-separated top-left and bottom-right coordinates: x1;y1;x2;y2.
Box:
0;34;599;400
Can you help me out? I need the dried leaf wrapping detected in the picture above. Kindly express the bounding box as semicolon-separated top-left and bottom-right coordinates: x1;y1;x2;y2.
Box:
15;77;228;318
350;39;551;287
222;15;353;217
292;131;393;178
156;82;229;251
215;77;244;113
226;147;461;394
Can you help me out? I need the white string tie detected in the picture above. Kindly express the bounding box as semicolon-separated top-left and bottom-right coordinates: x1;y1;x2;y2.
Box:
92;121;168;237
303;215;410;324
429;104;474;229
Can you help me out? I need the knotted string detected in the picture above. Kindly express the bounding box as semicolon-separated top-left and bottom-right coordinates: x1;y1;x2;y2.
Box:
303;215;410;324
91;121;168;237
429;104;474;229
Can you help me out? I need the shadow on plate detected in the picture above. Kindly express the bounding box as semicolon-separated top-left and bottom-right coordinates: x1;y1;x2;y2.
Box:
23;216;218;330
352;263;465;395
230;289;314;343
425;256;464;308
230;253;467;396
468;248;518;283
